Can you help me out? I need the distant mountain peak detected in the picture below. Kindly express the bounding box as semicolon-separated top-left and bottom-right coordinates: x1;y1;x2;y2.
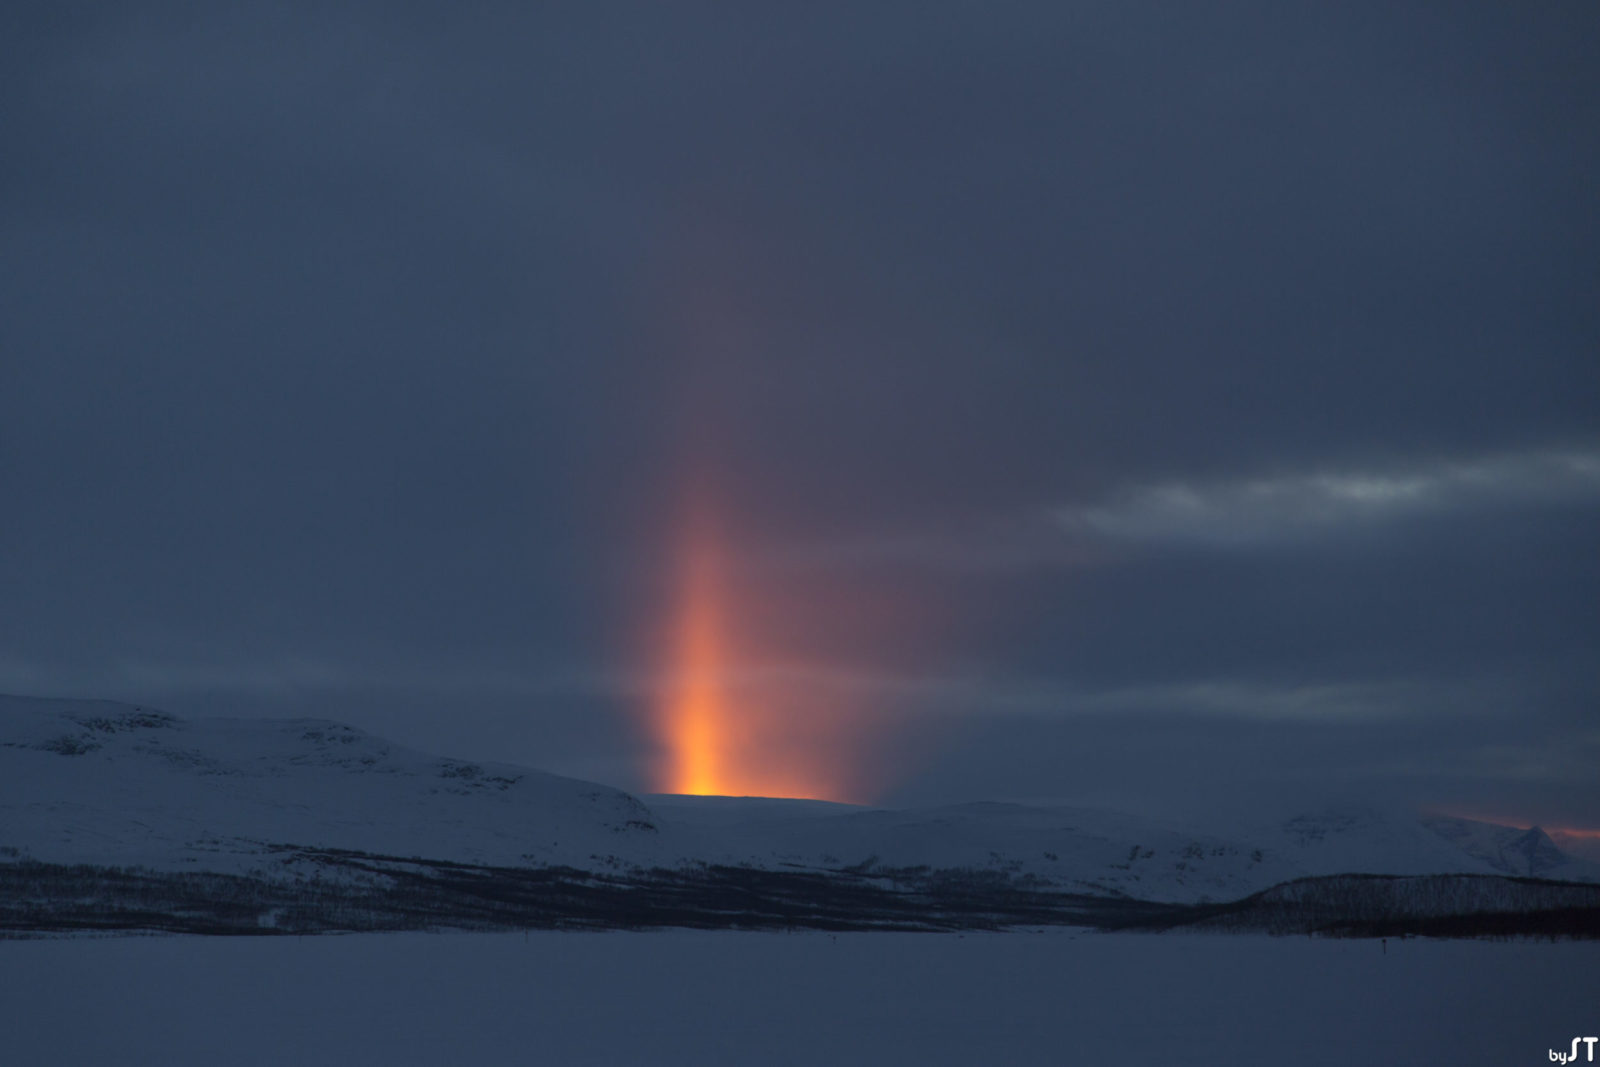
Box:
1421;814;1587;879
1507;826;1566;876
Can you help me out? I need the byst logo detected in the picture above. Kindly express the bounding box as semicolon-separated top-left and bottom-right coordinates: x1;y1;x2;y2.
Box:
1553;1038;1599;1063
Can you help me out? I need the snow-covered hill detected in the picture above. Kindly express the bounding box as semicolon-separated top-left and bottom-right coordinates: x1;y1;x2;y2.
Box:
646;796;1599;903
1421;814;1595;880
0;695;663;875
647;795;1303;902
3;694;1593;904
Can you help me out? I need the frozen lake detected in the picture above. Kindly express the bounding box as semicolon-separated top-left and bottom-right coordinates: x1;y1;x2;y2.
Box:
3;929;1595;1065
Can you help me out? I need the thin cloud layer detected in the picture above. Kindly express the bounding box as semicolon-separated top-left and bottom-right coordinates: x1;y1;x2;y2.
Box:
1060;447;1600;548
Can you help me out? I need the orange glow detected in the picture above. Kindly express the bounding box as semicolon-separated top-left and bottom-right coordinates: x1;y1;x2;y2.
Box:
669;516;727;797
638;221;950;802
651;494;887;802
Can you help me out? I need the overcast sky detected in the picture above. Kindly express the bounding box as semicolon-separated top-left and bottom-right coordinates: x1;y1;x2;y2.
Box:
4;2;1597;824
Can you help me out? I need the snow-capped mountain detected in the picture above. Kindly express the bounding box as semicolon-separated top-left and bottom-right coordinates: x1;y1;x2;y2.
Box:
1264;807;1517;878
3;694;1593;904
0;694;663;875
1421;813;1591;879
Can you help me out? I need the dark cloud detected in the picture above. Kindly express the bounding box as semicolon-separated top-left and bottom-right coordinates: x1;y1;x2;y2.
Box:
3;2;1596;823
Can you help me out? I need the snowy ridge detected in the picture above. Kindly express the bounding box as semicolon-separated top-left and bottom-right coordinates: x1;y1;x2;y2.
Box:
1266;807;1507;878
647;796;1302;903
646;796;1599;903
1421;814;1596;880
2;695;1594;905
0;695;662;875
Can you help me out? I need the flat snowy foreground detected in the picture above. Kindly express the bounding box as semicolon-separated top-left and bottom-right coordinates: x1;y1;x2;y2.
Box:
3;930;1594;1065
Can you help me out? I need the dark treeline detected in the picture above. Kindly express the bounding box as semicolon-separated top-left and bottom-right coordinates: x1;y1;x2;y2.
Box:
0;850;1169;936
1111;873;1600;939
2;854;1596;939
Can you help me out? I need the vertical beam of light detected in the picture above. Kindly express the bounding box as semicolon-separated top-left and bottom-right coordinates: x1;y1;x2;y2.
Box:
668;506;725;797
653;490;857;801
639;222;944;803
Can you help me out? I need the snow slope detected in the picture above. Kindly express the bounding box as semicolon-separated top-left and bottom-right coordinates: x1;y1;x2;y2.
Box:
647;795;1304;902
0;695;663;874
646;796;1600;901
3;694;1592;901
1263;807;1519;877
1422;814;1598;880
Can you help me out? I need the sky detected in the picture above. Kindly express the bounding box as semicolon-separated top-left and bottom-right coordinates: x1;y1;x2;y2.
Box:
3;2;1597;825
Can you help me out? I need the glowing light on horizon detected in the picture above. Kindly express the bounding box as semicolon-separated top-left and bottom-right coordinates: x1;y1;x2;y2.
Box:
650;494;881;803
667;511;730;797
640;241;943;803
